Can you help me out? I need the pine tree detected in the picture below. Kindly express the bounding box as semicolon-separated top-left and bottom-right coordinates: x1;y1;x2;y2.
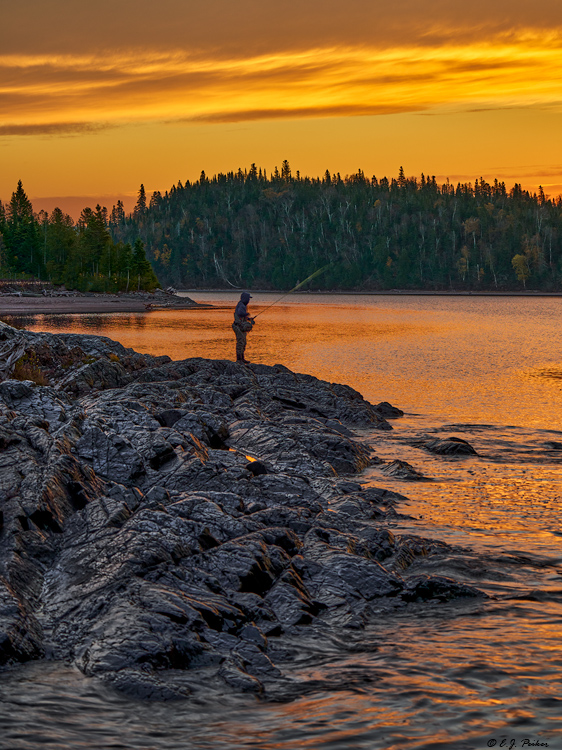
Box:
132;238;159;290
133;184;147;219
46;208;76;283
149;191;162;210
5;181;41;276
78;205;111;279
0;200;6;270
110;200;126;225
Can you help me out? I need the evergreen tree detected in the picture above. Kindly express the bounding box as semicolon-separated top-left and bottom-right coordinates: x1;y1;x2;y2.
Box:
132;238;159;290
110;200;126;226
116;242;133;291
149;191;162;210
5;180;42;276
0;200;6;270
281;160;292;181
45;207;76;283
77;205;111;280
133;184;147;219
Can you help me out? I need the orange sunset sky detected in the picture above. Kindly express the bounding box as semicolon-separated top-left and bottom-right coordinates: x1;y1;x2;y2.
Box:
2;0;562;218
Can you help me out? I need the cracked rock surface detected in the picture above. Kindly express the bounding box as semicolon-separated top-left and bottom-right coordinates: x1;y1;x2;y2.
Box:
0;323;483;700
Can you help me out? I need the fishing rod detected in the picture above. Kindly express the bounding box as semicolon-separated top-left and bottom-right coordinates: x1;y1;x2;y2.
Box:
252;264;331;319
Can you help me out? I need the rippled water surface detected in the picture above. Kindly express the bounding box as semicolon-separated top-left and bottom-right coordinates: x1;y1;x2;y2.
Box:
5;292;562;427
2;294;562;749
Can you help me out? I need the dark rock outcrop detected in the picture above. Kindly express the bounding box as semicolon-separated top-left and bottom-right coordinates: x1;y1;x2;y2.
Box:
414;436;478;456
0;323;484;699
380;459;429;481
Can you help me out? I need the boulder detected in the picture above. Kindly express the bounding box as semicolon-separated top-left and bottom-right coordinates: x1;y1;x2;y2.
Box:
415;436;477;456
380;459;428;481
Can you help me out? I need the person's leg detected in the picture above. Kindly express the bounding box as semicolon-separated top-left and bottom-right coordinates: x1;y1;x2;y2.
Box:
239;329;247;361
234;326;247;361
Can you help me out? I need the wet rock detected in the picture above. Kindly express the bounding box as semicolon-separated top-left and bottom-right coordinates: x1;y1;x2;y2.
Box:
0;379;69;427
375;401;404;419
401;575;485;602
245;460;268;476
59;358;130;396
380;459;428;481
0;322;170;386
228;420;372;476
415;436;477;456
0;323;487;700
264;567;322;628
297;539;403;612
219;658;264;693
0;581;44;666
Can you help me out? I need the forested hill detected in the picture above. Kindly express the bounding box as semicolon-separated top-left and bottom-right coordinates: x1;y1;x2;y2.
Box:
112;164;562;292
3;166;562;292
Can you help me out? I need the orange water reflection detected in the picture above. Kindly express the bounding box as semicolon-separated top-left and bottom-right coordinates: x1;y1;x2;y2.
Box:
6;292;562;429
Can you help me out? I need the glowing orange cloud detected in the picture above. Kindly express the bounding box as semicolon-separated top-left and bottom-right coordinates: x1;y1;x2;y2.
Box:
2;33;562;132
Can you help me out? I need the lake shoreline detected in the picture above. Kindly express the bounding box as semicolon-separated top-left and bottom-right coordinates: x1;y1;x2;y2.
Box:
1;288;562;318
0;292;212;316
180;288;562;297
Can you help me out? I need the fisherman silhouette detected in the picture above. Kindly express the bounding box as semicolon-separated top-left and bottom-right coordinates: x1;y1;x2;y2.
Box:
232;292;255;363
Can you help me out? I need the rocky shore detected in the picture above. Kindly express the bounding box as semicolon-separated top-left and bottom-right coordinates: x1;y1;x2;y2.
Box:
0;321;483;700
0;286;209;316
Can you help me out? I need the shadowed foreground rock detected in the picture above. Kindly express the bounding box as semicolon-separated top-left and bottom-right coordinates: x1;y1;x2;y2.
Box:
0;323;484;700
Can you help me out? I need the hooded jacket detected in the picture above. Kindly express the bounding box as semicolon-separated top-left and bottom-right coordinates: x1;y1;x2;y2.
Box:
234;292;252;323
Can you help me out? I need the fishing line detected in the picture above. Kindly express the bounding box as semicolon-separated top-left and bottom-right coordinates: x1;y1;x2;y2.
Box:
252;264;331;319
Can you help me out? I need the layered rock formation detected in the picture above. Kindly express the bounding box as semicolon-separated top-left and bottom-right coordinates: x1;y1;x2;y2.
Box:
0;322;482;700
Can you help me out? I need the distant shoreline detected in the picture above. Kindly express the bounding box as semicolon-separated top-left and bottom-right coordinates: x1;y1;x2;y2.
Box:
1;288;562;318
0;293;210;317
179;288;562;298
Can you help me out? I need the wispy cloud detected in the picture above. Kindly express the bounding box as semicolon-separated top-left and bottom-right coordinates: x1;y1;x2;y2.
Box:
4;0;562;57
186;103;424;123
2;33;562;132
0;121;113;136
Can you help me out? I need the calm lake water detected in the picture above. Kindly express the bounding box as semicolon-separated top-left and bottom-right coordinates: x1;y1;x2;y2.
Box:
1;294;562;749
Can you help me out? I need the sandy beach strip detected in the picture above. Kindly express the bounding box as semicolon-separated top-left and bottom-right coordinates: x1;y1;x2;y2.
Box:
0;295;210;317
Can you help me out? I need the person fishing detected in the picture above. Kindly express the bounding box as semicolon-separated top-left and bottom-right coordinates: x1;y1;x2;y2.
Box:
232;291;255;363
230;266;331;363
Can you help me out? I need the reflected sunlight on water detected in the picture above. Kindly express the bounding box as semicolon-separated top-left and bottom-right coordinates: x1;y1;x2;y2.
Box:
6;292;562;428
2;294;562;749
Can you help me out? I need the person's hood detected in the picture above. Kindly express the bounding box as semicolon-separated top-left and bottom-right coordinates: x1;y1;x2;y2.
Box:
240;292;252;304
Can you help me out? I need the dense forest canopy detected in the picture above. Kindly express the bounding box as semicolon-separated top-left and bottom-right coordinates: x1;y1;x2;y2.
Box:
2;165;562;292
0;181;158;292
115;163;562;291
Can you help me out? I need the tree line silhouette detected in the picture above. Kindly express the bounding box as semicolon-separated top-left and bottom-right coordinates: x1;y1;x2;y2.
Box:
116;163;562;291
2;165;562;292
0;181;158;292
